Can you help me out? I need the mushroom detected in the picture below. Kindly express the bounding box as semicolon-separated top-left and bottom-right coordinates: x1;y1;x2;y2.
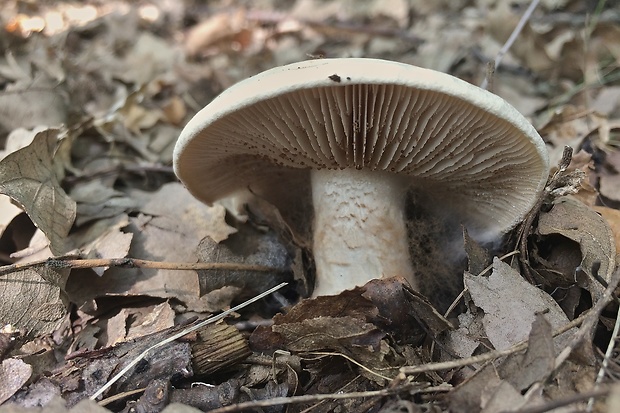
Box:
173;58;549;297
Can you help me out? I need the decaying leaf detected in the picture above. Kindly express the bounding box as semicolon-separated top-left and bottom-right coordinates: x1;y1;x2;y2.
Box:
196;222;293;306
464;258;575;351
0;194;23;239
70;180;138;226
594;206;620;255
0;129;75;255
537;196;616;301
0;267;69;338
64;183;237;311
0;358;32;404
499;313;555;391
448;314;561;413
252;278;433;384
0;70;66;132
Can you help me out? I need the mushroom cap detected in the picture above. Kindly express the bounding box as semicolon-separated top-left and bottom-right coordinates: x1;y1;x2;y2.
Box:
174;58;549;236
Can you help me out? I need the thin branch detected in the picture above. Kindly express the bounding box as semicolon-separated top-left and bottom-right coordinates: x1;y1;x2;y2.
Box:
480;0;541;89
0;257;282;277
207;383;435;413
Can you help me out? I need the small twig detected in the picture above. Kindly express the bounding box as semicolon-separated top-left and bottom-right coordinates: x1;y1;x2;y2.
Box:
91;282;288;401
0;257;281;277
207;383;429;413
484;60;496;93
480;0;541;89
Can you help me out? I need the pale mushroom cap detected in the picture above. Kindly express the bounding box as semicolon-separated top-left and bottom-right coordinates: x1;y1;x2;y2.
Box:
174;58;549;235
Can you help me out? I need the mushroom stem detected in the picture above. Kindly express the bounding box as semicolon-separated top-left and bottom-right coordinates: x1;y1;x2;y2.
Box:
311;168;415;296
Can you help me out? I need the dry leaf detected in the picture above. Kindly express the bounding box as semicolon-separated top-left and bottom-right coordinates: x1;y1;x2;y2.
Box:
65;183;236;310
0;194;23;238
184;9;248;57
537;196;616;301
70;180;138;226
500;313;555;391
464;258;574;351
0;358;32;404
0;72;66;132
0;267;69;337
481;381;525;413
594;206;620;255
0;129;76;255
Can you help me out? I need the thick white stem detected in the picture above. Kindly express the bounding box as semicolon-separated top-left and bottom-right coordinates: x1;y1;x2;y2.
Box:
311;168;415;296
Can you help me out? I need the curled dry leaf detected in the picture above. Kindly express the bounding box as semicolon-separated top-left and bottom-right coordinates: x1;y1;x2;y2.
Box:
537;196;616;301
0;129;76;255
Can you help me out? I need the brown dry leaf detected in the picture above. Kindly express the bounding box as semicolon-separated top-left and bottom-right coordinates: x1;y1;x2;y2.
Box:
184;9;249;57
448;315;557;413
600;150;620;203
594;206;620;255
0;68;66;132
0;266;69;338
538;106;605;166
537;196;616;301
0;129;75;255
66;183;236;310
271;315;398;384
0;194;23;238
607;384;620;413
592;86;620;117
102;301;175;347
196;224;292;308
500;313;555;391
137;182;236;244
272;316;383;353
0;358;32;404
448;363;502;413
116;32;182;86
83;225;133;276
253;279;428;383
485;2;554;73
70;180;138;226
441;309;485;359
480;381;525;413
464;258;574;351
162;96;187;125
125;301;175;341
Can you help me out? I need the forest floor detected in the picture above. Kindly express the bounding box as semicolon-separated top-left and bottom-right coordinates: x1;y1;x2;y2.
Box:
1;0;620;412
